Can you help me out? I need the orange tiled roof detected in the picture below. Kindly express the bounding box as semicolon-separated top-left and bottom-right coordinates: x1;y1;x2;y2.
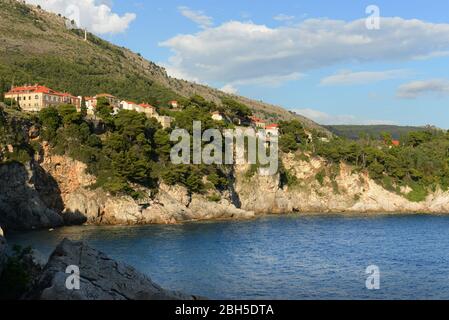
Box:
96;93;116;98
266;124;279;129
6;85;78;99
250;116;264;123
139;103;155;108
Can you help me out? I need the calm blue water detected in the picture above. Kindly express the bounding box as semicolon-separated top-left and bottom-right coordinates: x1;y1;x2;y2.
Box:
8;214;449;300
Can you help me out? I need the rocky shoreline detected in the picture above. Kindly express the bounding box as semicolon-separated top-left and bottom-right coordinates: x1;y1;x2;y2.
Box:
2;147;449;232
0;232;198;300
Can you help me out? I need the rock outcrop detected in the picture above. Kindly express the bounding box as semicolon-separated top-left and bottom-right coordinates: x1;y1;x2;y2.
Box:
236;153;449;214
4;142;449;233
27;239;197;300
63;183;255;225
0;227;6;276
0;161;63;231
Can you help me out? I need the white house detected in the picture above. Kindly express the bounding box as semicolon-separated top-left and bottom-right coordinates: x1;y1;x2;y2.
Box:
120;100;139;111
265;124;279;137
168;100;179;109
155;115;173;129
211;111;225;121
139;103;157;116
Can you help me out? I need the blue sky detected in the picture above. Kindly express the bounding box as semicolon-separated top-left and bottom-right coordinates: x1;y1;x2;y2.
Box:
28;0;449;128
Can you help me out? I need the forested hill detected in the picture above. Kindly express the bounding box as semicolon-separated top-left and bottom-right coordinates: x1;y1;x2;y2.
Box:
325;125;436;140
0;0;328;134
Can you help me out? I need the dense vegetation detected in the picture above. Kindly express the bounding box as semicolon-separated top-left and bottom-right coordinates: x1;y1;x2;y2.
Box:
0;245;33;300
2;95;247;197
325;125;432;140
276;119;449;201
290;125;449;201
2;99;449;203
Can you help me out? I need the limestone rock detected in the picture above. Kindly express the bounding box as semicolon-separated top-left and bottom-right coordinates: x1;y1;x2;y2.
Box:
0;162;63;231
188;195;255;221
236;154;449;214
27;239;197;300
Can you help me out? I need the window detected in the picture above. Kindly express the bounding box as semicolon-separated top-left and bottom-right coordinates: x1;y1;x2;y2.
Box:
35;95;39;99
29;96;32;100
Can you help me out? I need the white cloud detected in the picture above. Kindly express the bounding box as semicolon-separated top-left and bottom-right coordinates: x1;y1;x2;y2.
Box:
232;72;304;87
293;108;396;125
26;0;136;34
220;84;238;94
178;6;213;29
274;14;295;22
397;79;449;99
160;17;449;86
320;69;410;86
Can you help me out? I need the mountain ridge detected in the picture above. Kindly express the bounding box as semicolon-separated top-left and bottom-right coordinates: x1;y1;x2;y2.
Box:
0;0;329;134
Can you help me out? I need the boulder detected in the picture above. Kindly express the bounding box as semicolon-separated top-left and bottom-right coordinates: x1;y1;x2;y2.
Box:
27;239;198;300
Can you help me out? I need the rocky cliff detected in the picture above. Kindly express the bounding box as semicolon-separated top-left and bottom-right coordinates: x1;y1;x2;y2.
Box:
0;161;63;230
26;239;197;300
0;143;254;231
2;144;449;232
236;153;449;214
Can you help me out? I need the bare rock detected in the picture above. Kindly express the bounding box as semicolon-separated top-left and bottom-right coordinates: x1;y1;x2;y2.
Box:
0;162;63;231
27;239;197;300
189;195;255;221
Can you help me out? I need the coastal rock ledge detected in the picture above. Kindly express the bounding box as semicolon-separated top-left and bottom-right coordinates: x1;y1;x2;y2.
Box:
26;239;198;300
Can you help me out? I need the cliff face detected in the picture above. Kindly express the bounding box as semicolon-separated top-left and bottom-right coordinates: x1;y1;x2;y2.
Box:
40;145;254;228
3;147;449;232
236;153;449;214
0;161;63;230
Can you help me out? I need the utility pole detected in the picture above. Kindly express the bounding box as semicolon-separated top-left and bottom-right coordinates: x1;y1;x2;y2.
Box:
84;29;87;41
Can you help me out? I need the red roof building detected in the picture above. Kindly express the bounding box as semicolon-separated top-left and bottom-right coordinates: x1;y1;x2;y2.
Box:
5;84;80;112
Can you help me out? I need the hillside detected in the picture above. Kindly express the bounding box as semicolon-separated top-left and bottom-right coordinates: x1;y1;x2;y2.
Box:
325;125;435;140
0;0;328;134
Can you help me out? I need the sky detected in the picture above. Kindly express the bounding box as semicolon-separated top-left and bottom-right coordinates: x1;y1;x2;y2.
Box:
25;0;449;128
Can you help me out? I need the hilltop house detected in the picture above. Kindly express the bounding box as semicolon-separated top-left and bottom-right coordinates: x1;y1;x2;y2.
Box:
250;116;266;129
120;100;172;128
211;111;225;122
84;97;95;115
84;94;121;115
168;100;180;109
265;124;279;137
120;100;140;111
155;115;172;129
95;93;120;108
137;103;157;116
5;85;80;112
